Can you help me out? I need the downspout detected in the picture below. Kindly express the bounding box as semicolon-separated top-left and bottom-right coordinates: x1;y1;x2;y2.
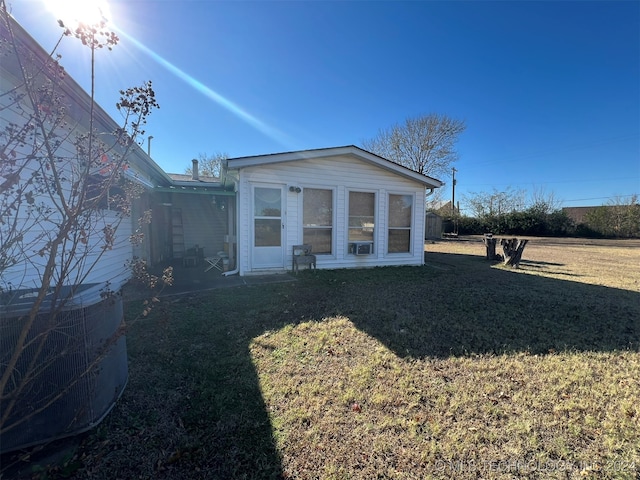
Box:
222;186;240;276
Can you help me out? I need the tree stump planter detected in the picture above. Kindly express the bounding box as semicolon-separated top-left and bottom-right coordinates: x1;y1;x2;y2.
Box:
500;238;529;268
483;235;529;268
483;234;497;260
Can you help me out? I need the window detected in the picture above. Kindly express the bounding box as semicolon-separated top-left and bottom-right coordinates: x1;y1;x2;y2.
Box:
254;187;281;247
349;191;375;243
303;188;332;254
86;174;126;212
388;194;412;253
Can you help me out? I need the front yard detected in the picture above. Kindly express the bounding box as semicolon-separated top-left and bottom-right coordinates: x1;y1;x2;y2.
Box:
4;238;639;479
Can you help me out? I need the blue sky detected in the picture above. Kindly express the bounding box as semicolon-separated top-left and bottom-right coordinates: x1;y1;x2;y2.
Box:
8;0;640;210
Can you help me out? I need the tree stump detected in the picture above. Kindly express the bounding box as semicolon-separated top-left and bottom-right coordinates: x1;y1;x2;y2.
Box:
500;238;528;268
483;234;497;260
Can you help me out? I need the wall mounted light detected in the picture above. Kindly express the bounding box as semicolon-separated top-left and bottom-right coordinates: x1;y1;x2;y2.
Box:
289;186;302;193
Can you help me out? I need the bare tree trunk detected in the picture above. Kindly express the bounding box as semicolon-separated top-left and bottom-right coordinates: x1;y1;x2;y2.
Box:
500;238;528;268
483;234;497;259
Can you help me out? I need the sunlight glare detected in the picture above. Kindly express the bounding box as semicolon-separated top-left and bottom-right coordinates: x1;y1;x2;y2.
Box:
44;0;111;27
115;27;292;148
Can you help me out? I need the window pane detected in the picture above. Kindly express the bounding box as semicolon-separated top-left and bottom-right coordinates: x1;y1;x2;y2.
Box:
388;229;410;253
349;192;375;242
303;189;332;226
389;194;412;227
349;192;375;218
349;228;374;242
303;188;332;254
254;187;281;217
303;228;332;254
255;219;281;246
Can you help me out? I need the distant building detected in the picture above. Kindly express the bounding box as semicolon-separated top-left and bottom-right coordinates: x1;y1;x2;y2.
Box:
562;206;600;225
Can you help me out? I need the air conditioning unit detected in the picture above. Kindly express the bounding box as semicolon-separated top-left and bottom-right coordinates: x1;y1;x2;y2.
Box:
351;242;373;255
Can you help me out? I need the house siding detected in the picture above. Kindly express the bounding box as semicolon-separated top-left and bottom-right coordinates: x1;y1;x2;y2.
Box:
235;155;427;275
0;18;159;296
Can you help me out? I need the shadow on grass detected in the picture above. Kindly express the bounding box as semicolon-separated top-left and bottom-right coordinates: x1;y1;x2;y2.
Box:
15;250;637;478
287;252;639;358
519;259;565;267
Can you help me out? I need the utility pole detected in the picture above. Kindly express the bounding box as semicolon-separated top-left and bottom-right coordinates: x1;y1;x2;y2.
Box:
451;167;457;216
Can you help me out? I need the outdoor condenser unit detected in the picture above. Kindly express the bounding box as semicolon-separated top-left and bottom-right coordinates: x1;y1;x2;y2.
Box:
351;242;373;255
0;283;128;454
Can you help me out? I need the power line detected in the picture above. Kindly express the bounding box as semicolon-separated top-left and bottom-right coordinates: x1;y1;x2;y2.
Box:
562;194;638;204
462;176;640;188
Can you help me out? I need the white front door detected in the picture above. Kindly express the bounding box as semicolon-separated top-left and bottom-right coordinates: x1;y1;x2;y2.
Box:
252;185;285;269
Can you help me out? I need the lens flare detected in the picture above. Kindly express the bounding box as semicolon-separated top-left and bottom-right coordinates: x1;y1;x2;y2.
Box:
115;27;291;148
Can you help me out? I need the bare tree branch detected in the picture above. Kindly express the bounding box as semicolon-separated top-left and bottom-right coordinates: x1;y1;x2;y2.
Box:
362;113;466;180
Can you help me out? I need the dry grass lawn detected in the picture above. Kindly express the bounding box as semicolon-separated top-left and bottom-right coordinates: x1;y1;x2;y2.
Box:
251;237;639;479
3;237;639;479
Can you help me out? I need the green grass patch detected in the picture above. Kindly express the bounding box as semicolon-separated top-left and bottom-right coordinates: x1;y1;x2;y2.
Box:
8;238;639;479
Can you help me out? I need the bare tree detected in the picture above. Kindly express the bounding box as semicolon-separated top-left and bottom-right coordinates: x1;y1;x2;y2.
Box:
362;113;466;180
185;152;228;178
463;187;526;219
529;187;562;214
0;2;170;450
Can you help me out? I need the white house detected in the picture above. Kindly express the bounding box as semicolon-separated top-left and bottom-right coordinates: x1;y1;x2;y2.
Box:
1;13;444;291
225;146;442;275
1;10;447;454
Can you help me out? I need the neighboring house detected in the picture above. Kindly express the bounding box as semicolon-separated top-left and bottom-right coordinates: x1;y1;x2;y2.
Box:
225;147;442;275
561;206;599;226
433;200;454;217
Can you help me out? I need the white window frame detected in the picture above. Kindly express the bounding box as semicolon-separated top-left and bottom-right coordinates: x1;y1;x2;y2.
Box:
387;192;414;254
302;187;335;256
347;190;377;255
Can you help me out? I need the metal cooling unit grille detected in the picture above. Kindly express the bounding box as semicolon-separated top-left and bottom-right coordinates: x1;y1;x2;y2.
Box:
0;284;128;454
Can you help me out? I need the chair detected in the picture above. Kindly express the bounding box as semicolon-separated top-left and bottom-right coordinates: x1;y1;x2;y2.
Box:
182;247;197;267
204;251;228;273
292;244;316;273
183;246;204;267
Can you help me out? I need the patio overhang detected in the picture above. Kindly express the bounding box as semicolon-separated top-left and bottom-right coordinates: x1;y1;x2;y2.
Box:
153;186;236;196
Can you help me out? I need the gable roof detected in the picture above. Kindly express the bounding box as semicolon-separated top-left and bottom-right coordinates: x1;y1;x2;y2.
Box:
226;145;443;189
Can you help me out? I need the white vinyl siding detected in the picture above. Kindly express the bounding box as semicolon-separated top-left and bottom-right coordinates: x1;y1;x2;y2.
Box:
233;154;428;274
0;34;154;294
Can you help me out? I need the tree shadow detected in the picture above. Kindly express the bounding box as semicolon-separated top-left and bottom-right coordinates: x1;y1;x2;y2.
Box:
2;292;285;480
287;252;639;358
11;251;638;478
520;259;565;267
